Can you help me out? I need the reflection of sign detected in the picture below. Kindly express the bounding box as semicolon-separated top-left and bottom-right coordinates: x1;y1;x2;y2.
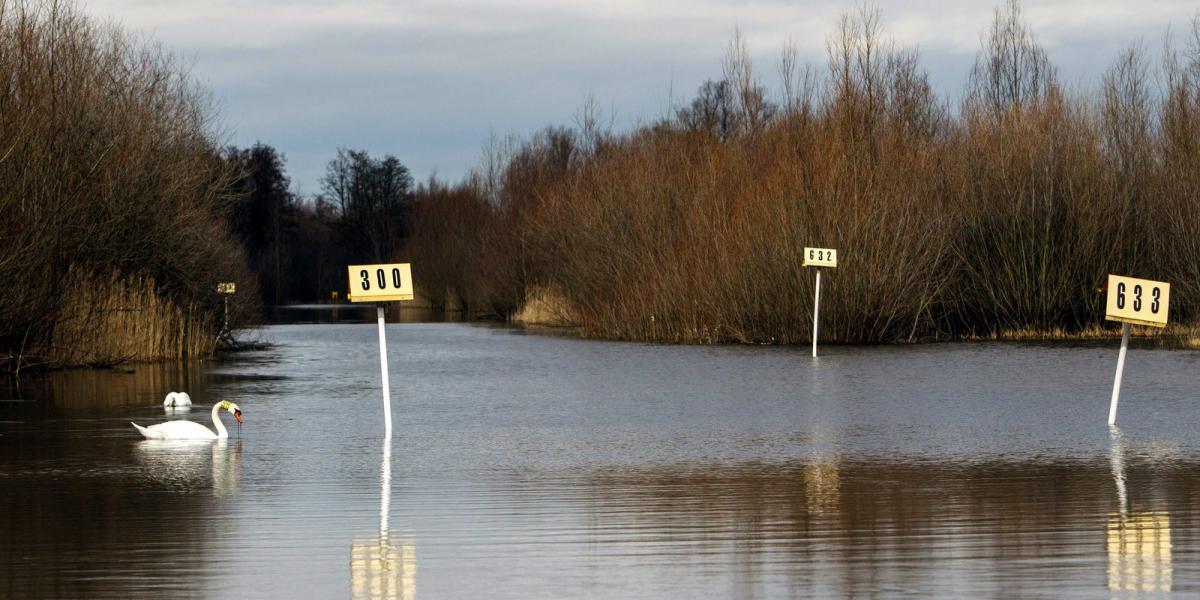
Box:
351;537;415;599
803;458;840;514
212;441;240;497
216;282;236;295
1106;275;1169;328
348;263;414;303
1108;512;1172;593
802;247;837;268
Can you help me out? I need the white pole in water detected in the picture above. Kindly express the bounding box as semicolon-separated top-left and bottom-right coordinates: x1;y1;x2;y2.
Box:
812;268;821;358
1108;322;1131;426
377;305;392;437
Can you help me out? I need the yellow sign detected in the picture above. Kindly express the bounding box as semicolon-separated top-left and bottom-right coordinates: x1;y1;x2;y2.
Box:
348;263;414;303
1105;275;1169;328
803;247;837;268
216;282;236;295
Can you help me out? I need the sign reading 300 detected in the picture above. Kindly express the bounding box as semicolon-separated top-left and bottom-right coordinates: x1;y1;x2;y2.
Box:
348;263;414;302
1105;274;1169;328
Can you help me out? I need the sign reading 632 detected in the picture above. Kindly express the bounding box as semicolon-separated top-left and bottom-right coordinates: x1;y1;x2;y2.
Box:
802;247;837;268
347;263;414;302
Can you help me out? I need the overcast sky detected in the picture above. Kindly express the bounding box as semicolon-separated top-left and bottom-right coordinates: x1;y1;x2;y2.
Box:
83;0;1198;196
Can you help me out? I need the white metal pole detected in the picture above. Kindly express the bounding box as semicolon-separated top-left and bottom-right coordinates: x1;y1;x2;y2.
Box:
377;305;392;437
812;268;821;358
1108;322;1131;426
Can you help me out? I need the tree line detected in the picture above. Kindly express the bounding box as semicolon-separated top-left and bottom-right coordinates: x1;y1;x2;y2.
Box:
402;2;1200;344
226;1;1200;344
222;145;414;306
0;0;415;370
6;0;1199;371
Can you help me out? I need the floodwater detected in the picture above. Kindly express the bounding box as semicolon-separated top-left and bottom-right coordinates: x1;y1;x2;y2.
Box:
3;316;1200;599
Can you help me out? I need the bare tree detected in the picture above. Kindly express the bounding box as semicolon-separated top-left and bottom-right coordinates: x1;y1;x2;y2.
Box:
966;0;1058;120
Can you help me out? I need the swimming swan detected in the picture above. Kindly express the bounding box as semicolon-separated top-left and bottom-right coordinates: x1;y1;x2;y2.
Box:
163;392;192;407
132;400;243;440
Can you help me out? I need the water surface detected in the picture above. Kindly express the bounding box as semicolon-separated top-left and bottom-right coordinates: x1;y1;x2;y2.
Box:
2;321;1198;598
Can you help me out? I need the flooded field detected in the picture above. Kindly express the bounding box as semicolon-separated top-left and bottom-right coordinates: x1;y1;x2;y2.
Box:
2;319;1199;598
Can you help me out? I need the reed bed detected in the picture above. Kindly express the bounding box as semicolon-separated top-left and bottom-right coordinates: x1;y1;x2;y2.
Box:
408;3;1200;345
963;323;1200;347
47;270;218;367
510;285;579;327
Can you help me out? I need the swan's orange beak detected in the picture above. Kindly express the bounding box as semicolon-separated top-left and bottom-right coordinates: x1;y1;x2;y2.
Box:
234;409;243;424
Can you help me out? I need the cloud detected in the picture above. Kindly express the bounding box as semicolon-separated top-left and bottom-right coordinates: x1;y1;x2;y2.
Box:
81;0;1200;193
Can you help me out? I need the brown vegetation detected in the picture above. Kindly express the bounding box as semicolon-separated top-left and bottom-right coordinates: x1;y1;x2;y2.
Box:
510;285;578;327
47;270;220;366
407;2;1200;345
0;0;255;371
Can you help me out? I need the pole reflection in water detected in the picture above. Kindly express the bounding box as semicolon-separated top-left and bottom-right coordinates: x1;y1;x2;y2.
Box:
1107;427;1172;593
351;437;415;599
134;440;241;496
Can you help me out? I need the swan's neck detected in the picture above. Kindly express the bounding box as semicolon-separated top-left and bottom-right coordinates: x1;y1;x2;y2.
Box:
212;404;228;439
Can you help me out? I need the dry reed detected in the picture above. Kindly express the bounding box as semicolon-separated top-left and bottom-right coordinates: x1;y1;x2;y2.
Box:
48;270;218;367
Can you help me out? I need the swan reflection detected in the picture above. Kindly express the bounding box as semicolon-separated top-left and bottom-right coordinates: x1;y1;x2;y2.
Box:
1107;427;1172;593
134;439;241;496
351;438;415;599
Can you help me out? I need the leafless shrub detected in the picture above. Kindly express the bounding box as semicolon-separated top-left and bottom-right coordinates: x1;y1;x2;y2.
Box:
0;0;253;370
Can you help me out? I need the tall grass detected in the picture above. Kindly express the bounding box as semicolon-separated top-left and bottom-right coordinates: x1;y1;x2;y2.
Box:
0;0;256;370
47;270;219;367
409;2;1200;344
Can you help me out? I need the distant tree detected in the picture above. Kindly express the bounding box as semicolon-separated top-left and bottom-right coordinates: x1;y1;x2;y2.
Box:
677;78;775;139
678;80;737;138
965;0;1058;120
224;143;297;305
288;196;341;301
320;149;413;263
677;30;776;139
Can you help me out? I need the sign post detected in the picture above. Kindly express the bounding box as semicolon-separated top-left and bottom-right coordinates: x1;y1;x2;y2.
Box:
216;282;236;342
803;248;837;358
1104;274;1170;426
348;263;415;437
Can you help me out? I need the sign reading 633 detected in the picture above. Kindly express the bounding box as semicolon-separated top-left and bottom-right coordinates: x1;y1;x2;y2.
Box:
1105;274;1169;328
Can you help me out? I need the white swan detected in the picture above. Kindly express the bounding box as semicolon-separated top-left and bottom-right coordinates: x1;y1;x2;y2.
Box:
132;400;243;440
163;391;193;407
